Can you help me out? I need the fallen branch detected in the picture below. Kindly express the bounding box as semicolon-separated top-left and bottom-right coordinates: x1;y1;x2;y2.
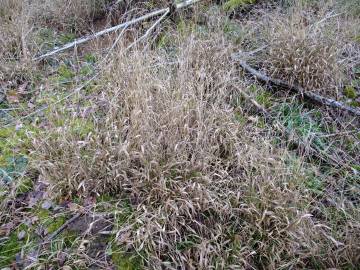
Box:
4;10;169;128
46;213;82;241
231;88;351;168
23;212;83;268
125;9;170;51
233;58;360;117
33;0;201;61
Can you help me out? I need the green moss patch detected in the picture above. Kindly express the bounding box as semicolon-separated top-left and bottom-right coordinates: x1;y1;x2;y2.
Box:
57;64;75;83
0;124;39;183
223;0;256;12
277;103;326;150
0;232;22;267
34;208;66;234
0;223;32;268
344;85;357;99
110;248;143;270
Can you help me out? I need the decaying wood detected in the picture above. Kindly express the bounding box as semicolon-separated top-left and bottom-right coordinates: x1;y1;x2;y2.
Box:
233;57;360;117
33;0;201;61
46;213;82;241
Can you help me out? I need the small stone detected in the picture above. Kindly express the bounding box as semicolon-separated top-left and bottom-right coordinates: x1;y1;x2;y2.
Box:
41;200;53;210
17;230;26;240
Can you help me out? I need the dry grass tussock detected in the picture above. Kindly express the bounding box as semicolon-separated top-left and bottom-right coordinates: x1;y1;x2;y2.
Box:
0;0;112;81
252;1;360;97
30;26;360;268
0;0;111;32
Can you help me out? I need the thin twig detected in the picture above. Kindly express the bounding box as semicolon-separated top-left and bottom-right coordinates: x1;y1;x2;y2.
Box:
33;0;201;61
231;45;268;59
33;9;167;61
310;11;343;31
232;57;360;117
125;9;170;51
318;129;360;138
3;19;128;128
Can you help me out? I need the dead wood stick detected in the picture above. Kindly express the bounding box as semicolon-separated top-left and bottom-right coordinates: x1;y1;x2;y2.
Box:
33;9;167;61
232;85;271;120
125;9;170;51
46;213;82;241
234;58;360;117
33;0;201;61
25;212;83;268
3;13;168;128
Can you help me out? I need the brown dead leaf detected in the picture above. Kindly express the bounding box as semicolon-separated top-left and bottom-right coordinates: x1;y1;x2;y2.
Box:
0;221;16;236
68;202;83;212
18;82;28;94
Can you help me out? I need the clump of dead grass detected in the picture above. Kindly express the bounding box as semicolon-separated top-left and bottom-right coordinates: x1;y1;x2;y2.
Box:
31;0;112;31
252;2;359;97
265;7;341;95
0;0;112;82
28;21;360;268
0;0;31;77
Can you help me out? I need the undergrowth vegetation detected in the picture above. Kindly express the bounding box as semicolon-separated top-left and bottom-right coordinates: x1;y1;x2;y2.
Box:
242;1;360;98
1;0;359;269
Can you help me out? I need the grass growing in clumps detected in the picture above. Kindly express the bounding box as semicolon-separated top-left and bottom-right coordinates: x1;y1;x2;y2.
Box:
262;7;340;92
1;0;360;269
29;25;360;268
246;1;360;98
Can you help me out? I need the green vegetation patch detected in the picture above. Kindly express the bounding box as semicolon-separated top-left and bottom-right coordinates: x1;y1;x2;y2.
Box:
68;118;95;139
0;231;23;267
248;84;273;108
0;125;37;183
0;156;28;184
0;223;32;268
223;0;256;12
343;85;357;99
84;53;97;64
175;235;201;251
59;32;76;44
57;64;75;83
277;103;326;150
305;174;324;196
108;237;144;270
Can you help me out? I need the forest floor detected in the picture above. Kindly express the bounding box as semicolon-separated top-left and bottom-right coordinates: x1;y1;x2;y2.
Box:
0;0;360;269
